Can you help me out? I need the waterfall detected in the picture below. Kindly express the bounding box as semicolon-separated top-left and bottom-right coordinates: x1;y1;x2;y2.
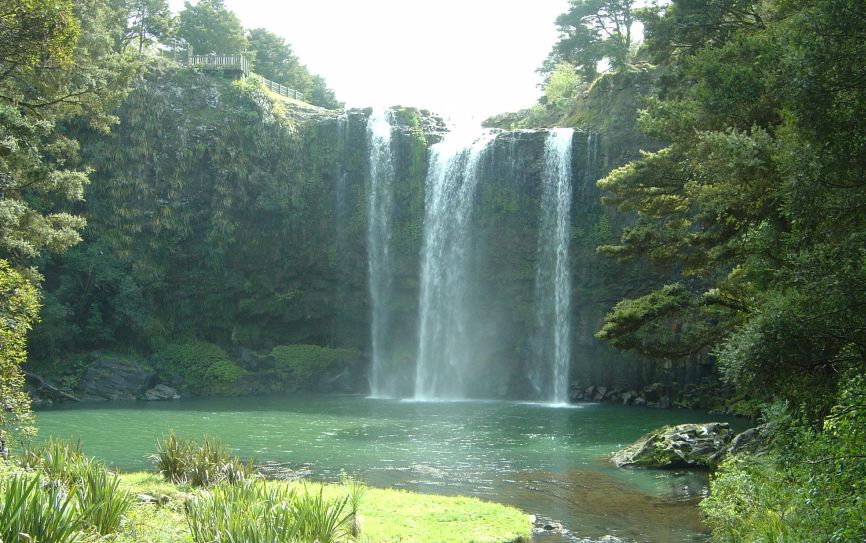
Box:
531;128;574;404
414;129;497;400
367;109;398;398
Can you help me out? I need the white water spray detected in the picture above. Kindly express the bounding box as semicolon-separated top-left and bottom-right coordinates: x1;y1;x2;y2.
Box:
414;130;497;400
531;128;574;404
367;109;398;398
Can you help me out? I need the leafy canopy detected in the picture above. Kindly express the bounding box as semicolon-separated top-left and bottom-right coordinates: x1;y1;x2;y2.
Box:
177;0;248;54
596;0;866;417
545;0;638;79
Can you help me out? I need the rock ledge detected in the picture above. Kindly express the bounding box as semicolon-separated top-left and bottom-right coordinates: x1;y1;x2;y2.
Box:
612;422;734;469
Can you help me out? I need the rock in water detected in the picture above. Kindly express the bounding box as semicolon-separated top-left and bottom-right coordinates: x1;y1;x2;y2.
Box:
78;357;155;400
611;422;734;469
144;384;181;401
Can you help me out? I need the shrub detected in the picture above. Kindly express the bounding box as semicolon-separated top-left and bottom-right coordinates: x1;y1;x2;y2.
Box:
153;340;245;395
294;485;351;543
153;431;188;484
702;378;866;542
153;431;253;487
14;439;134;537
341;470;367;538
19;438;94;486
0;473;83;543
75;462;134;535
185;481;300;543
0;260;39;449
701;455;799;542
185;481;351;543
269;344;357;385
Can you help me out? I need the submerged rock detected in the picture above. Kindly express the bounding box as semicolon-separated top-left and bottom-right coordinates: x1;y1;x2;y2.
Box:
144;384;181;401
611;422;735;469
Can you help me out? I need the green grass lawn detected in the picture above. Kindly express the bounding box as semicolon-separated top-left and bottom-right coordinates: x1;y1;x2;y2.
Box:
115;472;531;543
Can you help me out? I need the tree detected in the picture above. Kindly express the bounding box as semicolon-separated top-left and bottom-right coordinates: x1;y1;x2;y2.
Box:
247;28;342;108
1;0;135;447
545;0;638;79
177;0;247;54
247;28;307;89
308;74;342;109
1;0;134;270
1;0;86;271
596;0;866;417
0;261;39;453
123;0;173;55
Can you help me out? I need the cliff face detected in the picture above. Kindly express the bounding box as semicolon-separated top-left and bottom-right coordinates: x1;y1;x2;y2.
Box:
30;67;710;398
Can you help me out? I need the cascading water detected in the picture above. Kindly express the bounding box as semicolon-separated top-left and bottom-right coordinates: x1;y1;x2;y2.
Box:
367;109;398;398
414;129;497;400
530;128;575;404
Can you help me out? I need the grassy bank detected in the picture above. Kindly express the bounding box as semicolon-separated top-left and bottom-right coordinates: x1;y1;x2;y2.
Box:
1;468;531;543
0;436;530;543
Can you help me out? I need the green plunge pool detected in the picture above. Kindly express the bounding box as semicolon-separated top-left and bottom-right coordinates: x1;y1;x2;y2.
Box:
34;394;745;542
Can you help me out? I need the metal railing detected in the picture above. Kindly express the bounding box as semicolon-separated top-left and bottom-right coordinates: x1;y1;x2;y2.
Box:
185;54;305;102
188;54;250;75
251;74;305;101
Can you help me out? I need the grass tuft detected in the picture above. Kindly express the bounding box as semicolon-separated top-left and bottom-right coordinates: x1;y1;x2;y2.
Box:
153;431;254;487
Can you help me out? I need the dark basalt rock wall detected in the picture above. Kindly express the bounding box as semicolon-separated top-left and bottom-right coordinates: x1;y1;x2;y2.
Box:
29;67;712;400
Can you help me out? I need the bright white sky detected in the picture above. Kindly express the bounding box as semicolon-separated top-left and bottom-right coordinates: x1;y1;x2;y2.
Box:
168;0;570;123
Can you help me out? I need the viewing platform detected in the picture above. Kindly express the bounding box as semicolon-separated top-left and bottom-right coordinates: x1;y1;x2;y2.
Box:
185;54;306;103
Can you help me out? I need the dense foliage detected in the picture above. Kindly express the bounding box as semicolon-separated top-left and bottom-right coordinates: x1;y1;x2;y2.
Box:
152;341;246;396
270;344;358;385
524;0;866;539
0;262;39;451
153;431;253;487
1;0;344;448
3;439;134;541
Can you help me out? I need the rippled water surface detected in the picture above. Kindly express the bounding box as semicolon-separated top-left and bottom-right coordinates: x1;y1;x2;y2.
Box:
35;395;745;542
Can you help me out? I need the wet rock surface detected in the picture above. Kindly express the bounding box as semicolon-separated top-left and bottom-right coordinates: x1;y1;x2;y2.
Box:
78;357;155;400
531;514;625;542
144;384;181;401
255;461;315;481
612;422;735;469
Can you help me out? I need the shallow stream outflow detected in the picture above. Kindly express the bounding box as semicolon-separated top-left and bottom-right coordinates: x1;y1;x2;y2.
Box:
366;109;398;398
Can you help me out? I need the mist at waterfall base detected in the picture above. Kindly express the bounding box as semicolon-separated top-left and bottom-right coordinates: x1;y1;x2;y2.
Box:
365;112;586;403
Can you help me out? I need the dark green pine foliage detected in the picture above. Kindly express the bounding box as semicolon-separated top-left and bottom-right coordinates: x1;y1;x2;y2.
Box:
591;0;866;539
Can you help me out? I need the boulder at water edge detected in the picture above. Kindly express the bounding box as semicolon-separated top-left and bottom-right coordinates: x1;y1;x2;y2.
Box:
78;357;155;400
144;384;181;401
611;422;734;469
